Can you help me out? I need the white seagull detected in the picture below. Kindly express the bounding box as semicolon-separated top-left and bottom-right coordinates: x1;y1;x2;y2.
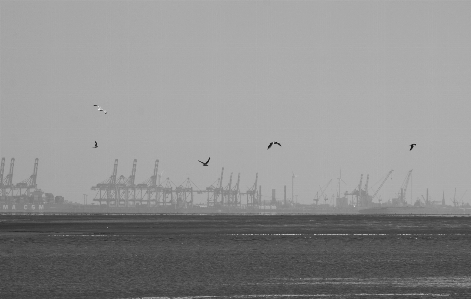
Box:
93;105;107;114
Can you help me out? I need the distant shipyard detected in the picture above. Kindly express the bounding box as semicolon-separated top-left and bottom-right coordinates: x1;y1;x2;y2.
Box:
1;157;471;214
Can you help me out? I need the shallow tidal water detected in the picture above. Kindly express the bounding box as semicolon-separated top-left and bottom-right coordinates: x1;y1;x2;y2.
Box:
1;214;471;298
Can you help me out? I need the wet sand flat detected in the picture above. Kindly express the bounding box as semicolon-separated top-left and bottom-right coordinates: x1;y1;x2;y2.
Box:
1;215;471;298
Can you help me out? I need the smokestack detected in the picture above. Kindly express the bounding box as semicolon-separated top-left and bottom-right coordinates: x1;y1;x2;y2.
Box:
272;189;276;204
442;191;445;206
426;188;429;205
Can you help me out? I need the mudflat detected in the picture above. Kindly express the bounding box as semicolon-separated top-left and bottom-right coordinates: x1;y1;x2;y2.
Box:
1;214;471;298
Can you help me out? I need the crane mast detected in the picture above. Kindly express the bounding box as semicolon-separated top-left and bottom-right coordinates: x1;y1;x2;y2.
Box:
254;173;258;205
111;159;118;185
130;159;137;186
219;167;224;190
0;158;5;185
235;173;240;192
357;174;363;206
225;172;233;204
4;158;15;187
31;158;39;187
151;160;159;186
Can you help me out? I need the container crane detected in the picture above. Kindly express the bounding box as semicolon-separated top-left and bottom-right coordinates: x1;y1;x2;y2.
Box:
0;158;5;199
206;167;224;207
175;177;194;208
16;158;39;197
0;158;5;187
135;159;159;206
222;172;233;205
230;173;241;206
118;159;137;207
92;159;118;206
243;173;259;206
2;158;15;199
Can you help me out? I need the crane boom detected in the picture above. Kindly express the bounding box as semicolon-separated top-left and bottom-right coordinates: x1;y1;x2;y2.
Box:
371;170;394;200
402;170;413;196
31;158;39;187
111;159;118;185
318;179;332;200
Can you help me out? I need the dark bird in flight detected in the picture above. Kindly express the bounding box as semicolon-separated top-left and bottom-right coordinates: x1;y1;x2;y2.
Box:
410;144;416;151
93;141;98;148
93;105;107;114
268;142;281;149
198;157;210;166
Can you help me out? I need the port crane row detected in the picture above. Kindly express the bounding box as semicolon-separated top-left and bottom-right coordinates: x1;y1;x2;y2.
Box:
91;159;261;208
0;157;426;208
0;158;52;201
340;169;415;207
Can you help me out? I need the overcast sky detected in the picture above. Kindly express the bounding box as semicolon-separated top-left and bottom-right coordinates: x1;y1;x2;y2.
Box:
2;0;471;205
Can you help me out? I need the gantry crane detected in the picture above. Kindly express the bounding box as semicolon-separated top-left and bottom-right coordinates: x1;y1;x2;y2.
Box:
116;159;137;207
206;167;224;207
222;172;233;205
175;177;196;208
243;173;259;207
125;159;138;206
230;173;241;206
0;158;5;199
2;158;15;200
136;159;161;206
15;158;39;197
92;159;119;206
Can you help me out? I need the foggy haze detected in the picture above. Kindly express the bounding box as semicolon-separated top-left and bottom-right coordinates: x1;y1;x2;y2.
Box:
1;1;471;205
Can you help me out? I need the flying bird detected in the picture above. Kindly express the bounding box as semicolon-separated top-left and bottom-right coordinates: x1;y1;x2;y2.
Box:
267;142;281;150
198;157;210;166
93;105;107;114
93;141;98;148
410;144;416;151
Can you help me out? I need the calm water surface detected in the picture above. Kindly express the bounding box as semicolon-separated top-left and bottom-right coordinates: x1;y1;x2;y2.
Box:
1;214;471;299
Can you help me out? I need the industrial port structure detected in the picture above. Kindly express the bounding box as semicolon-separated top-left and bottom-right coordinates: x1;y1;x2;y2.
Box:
0;157;63;203
91;159;261;209
2;156;455;214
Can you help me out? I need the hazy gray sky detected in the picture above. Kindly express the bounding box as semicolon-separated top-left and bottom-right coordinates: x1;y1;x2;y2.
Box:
2;0;471;205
